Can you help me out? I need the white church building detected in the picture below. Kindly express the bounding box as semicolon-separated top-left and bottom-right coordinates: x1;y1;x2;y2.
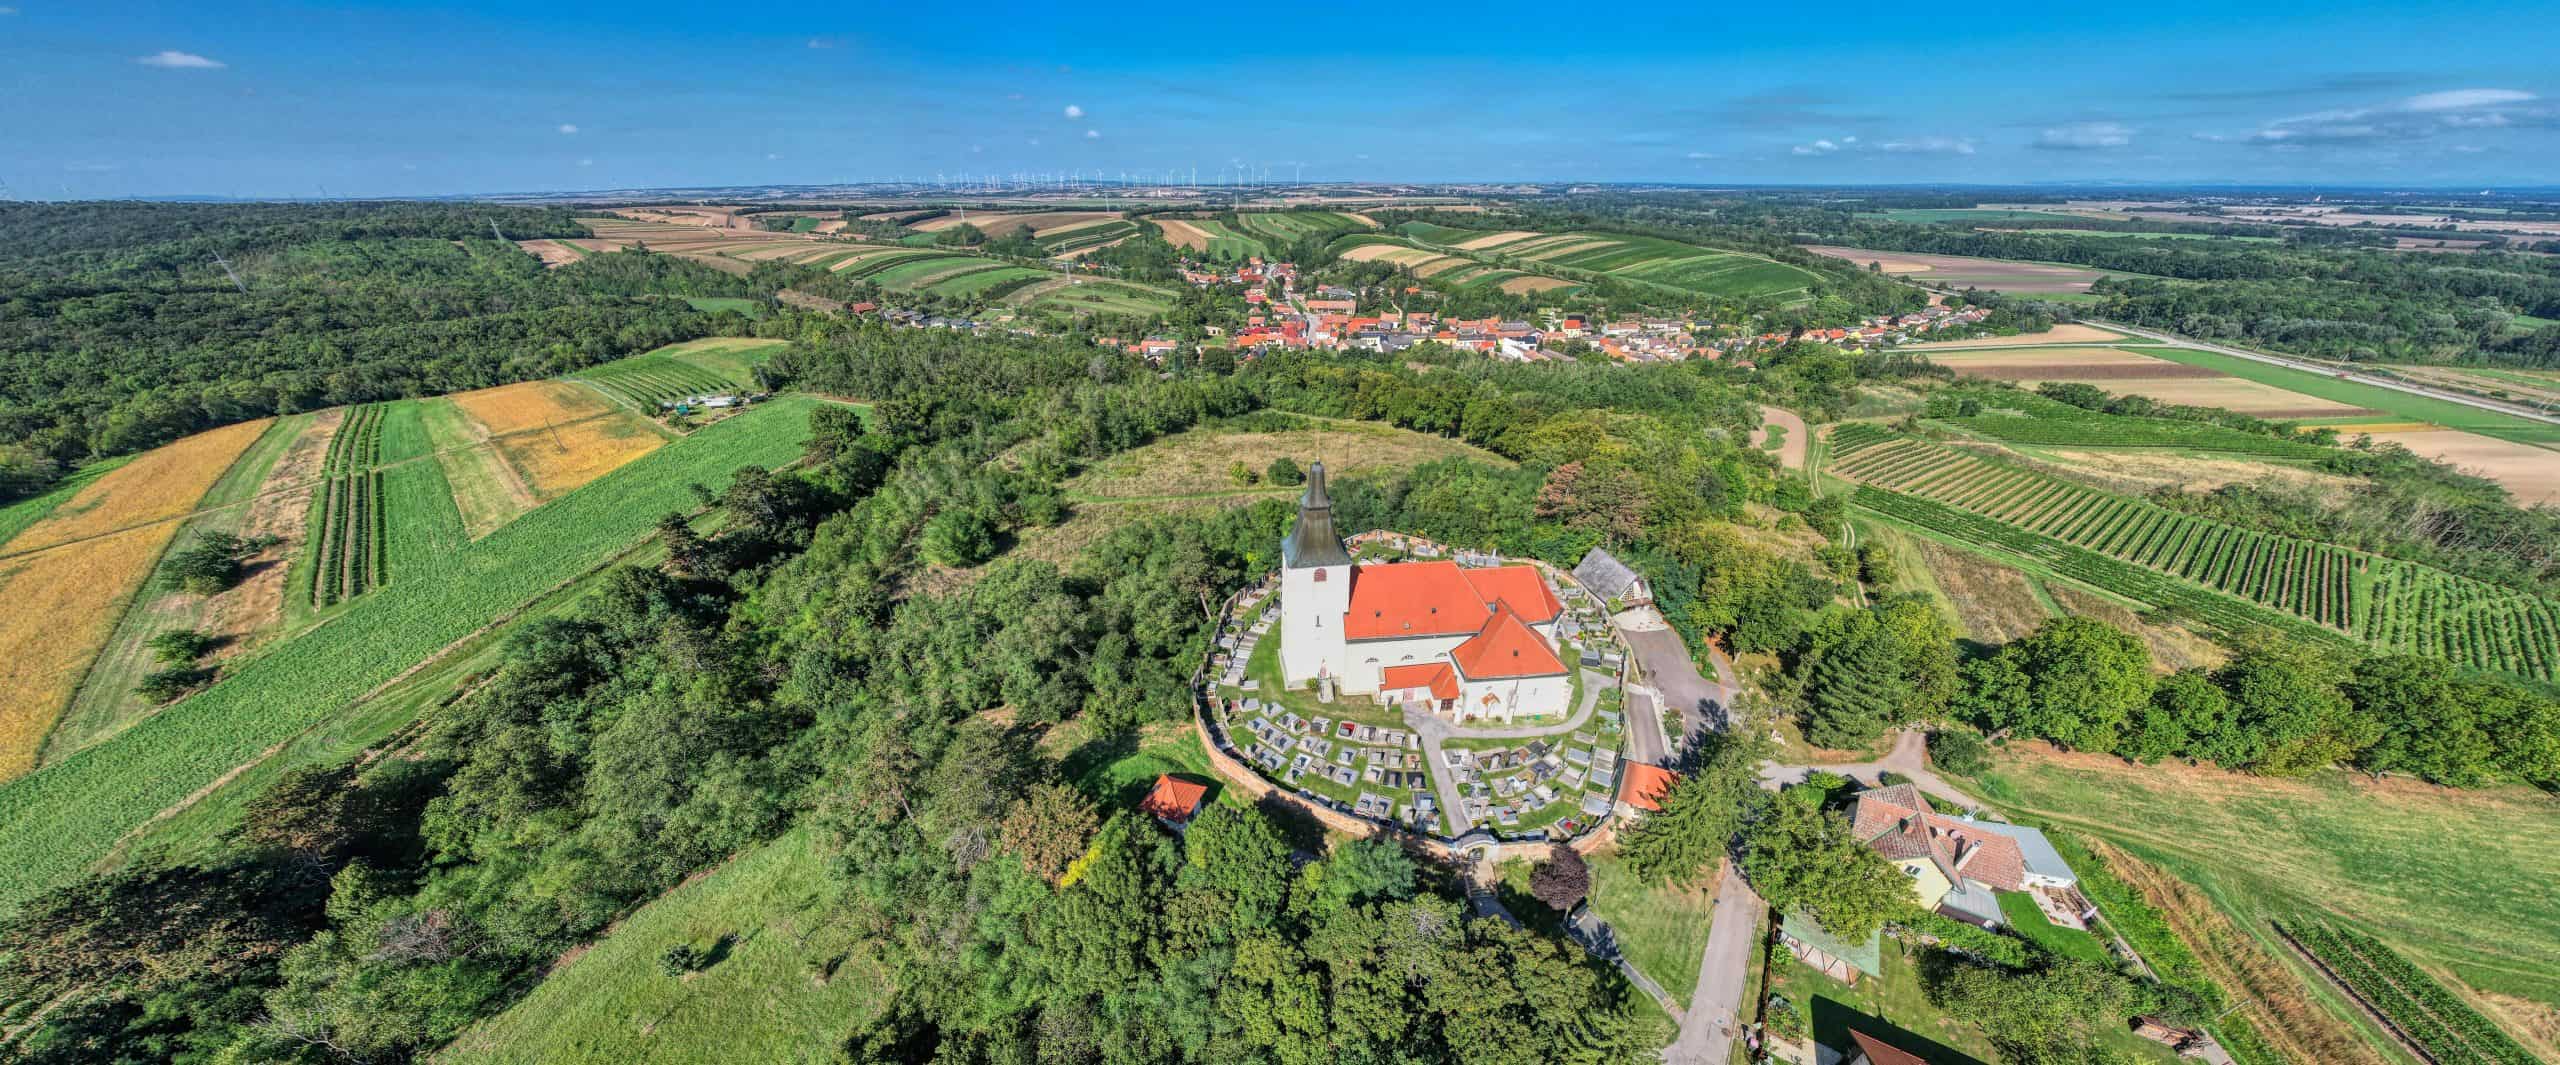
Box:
1279;462;1571;723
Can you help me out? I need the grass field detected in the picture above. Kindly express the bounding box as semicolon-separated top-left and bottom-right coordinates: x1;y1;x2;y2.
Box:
1873;208;2092;224
0;399;826;912
683;296;767;317
2127;346;2560;448
1963;745;2560;1017
0;419;273;781
1357;228;1812;300
438;825;887;1065
1585;851;1714;1007
0;457;132;547
1803;246;2121;294
571;341;770;413
421;397;532;540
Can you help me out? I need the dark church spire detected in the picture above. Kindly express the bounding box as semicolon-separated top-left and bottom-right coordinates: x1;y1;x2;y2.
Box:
1281;460;1353;568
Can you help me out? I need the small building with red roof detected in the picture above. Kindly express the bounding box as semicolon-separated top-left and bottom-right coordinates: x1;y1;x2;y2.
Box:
1617;762;1681;815
1139;774;1209;828
1278;462;1574;723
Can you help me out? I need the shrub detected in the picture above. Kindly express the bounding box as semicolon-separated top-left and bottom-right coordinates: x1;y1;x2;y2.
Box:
1930;729;1991;776
1264;456;1304;486
1527;845;1589;911
135;666;213;704
146;629;219;665
659;943;704;976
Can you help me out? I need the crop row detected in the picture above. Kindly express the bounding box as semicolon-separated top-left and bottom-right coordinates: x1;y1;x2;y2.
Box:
2362;563;2560;682
2282;920;2538;1065
309;404;388;606
0;398;826;911
1940;411;2335;458
1831;425;2560;680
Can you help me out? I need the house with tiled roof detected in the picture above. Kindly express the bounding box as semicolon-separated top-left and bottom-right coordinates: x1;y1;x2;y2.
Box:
1845;1029;1934;1065
1851;783;2033;926
1281;462;1570;723
1139;774;1209;827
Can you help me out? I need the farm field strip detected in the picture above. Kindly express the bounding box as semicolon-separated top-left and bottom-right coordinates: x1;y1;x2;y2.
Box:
2281;920;2543;1065
307;403;387;606
1830;424;2553;678
0;420;274;781
2125;345;2560;447
0;399;829;911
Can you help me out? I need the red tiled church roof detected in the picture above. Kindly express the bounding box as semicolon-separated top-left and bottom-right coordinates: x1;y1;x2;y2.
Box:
1380;662;1460;701
1450;603;1568;680
1344;560;1557;641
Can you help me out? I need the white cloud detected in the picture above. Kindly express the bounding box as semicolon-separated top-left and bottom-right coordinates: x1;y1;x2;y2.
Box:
2246;87;2547;144
1685;150;1718;159
2035;122;2133;150
1881;136;1975;155
766;152;782;160
135;50;224;69
805;37;836;49
1791;138;1839;156
1063;104;1085;119
1084;128;1101;139
577;158;593;167
0;7;20;15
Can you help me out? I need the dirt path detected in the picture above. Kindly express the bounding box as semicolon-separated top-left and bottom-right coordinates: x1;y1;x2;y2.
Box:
1751;405;1808;470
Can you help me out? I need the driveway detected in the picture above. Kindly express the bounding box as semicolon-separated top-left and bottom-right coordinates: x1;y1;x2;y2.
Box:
1614;607;1739;755
1664;863;1764;1065
1755;729;1982;810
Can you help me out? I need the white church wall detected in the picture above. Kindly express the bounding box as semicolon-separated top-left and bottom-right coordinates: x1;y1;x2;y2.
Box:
1341;632;1471;694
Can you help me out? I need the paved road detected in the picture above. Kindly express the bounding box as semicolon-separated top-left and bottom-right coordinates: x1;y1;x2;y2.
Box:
1612;607;1738;758
1755;729;1983;810
2092;319;2560;429
1664;865;1764;1065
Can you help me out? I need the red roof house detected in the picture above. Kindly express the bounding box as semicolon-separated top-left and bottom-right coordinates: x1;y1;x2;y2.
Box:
1139;774;1209;826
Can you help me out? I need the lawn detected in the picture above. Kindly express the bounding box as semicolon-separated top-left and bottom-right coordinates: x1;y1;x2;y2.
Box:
1584;851;1714;1008
2127;345;2560;446
1876;208;2090;225
683;296;767;318
439;825;887;1065
1052;720;1244;816
1995;891;2110;964
1960;744;2560;1013
0;399;828;912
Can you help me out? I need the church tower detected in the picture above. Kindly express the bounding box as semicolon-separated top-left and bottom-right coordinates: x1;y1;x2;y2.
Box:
1279;461;1352;689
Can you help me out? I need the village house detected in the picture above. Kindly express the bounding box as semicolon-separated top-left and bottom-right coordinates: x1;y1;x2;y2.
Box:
1850;784;2086;928
1279;463;1571;723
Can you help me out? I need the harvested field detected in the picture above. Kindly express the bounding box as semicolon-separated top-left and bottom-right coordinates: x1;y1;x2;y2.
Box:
1498;275;1578;295
516;239;584;267
1452;230;1537;250
2028;449;2358;496
811;219;848;234
452;380;664;500
47;413;340;765
1150;218;1215;251
910;210;1115;236
2364;429;2560;505
1925;347;2371;416
1901;323;2126;349
1412;256;1473;278
0;419;271;779
1338;244;1444;266
1802;245;2117;293
423;398;535;540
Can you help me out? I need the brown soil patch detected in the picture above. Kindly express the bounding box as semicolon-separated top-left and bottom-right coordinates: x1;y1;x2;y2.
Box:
2363;429;2560;505
200;411;342;648
1497;275;1578;295
516;239;584;268
1152;218;1213;251
1412;256;1472;278
1752;405;1808;470
1339;244;1443;266
2480;993;2560;1058
811;219;848;234
2096;840;2387;1065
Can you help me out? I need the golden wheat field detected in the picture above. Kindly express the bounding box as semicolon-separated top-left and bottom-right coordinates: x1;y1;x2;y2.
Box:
451;380;664;500
0;419;271;778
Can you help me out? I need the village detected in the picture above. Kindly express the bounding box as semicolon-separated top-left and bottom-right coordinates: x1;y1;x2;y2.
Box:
1100;254;1993;363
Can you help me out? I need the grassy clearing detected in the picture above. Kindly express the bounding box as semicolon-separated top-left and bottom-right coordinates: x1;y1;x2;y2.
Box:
2128;346;2560;447
439;826;887;1065
1995;891;2110;964
1961;745;2560;1012
0;399;825;912
420;397;531;541
683;296;766;317
1584;851;1714;1008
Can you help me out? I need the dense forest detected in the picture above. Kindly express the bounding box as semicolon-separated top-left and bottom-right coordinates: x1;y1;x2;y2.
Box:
0;203;762;500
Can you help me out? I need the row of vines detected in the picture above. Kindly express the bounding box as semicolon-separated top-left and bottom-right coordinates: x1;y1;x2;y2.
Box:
1828;423;2559;681
2278;919;2539;1065
309;403;388;607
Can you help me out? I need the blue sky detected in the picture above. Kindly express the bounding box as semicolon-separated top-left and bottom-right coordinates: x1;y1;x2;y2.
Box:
5;0;2557;197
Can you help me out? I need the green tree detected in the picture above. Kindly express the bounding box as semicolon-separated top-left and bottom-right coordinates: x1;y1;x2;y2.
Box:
1959;617;2153;753
162;531;256;595
2217;651;2376;776
1739;800;1910;941
1621;730;1770;885
920;506;997;566
145;628;218;664
1263;456;1304;486
1178;804;1294;932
